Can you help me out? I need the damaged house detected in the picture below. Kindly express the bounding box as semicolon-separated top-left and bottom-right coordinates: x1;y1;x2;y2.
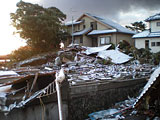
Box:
65;13;135;47
0;69;68;120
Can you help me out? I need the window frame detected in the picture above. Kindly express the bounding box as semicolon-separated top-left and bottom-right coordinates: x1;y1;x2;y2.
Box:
80;36;83;44
151;42;156;47
77;24;80;31
83;25;86;29
156;22;160;27
100;36;111;45
90;22;97;30
156;42;160;46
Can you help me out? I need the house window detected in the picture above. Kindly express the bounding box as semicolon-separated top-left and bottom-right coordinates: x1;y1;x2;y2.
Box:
156;42;160;46
83;25;86;29
151;42;156;47
145;40;149;49
78;24;80;31
80;37;83;43
90;22;97;30
100;37;105;44
156;22;160;26
151;42;160;47
73;27;76;32
90;22;94;29
100;36;111;45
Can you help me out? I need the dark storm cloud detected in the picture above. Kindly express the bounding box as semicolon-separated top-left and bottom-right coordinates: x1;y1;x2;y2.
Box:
39;0;160;21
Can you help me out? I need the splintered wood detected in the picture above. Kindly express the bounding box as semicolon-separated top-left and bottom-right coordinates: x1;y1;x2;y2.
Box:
37;81;56;98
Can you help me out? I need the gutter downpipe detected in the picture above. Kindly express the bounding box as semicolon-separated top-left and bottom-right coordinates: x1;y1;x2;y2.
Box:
56;81;63;120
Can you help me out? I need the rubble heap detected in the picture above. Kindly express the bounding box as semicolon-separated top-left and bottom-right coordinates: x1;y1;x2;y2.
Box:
62;44;155;86
0;44;157;114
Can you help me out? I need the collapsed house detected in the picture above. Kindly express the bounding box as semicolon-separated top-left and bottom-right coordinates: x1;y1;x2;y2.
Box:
0;68;68;120
0;70;57;112
0;44;157;120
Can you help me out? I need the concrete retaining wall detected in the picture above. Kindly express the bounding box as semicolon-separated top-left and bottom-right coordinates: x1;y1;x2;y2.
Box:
68;78;147;120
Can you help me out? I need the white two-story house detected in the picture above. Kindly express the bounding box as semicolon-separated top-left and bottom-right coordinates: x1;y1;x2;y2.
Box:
133;13;160;53
65;13;135;47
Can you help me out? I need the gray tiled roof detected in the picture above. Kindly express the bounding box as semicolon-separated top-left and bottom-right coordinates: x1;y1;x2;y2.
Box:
88;29;117;35
72;27;92;36
85;13;135;34
133;30;160;38
145;13;160;22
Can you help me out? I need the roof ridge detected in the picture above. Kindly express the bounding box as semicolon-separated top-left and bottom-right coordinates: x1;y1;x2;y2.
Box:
145;13;160;22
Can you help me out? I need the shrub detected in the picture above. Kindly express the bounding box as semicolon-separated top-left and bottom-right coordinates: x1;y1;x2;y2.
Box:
118;41;131;54
109;43;115;49
9;46;35;62
152;52;160;65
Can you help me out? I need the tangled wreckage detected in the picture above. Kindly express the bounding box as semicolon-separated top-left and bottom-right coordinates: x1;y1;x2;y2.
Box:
0;44;159;120
88;66;160;120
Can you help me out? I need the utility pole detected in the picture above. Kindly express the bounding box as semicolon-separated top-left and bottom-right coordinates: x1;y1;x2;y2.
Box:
71;16;74;45
70;8;76;46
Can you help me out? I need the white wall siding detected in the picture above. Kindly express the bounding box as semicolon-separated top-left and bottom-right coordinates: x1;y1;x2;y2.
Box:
135;38;160;53
150;38;160;53
150;20;160;32
135;38;146;49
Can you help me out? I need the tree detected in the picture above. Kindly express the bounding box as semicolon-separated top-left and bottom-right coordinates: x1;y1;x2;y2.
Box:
10;1;66;53
125;21;146;33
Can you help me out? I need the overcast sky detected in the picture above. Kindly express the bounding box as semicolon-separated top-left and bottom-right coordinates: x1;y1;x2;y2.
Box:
34;0;160;26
